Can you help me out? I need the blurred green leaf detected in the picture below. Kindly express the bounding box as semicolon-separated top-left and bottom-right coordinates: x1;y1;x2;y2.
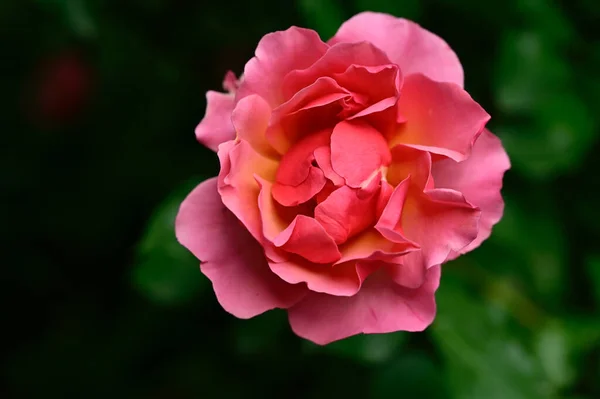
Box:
586;256;600;307
35;0;97;39
431;279;553;399
515;0;575;45
232;310;289;356
489;196;567;306
494;31;570;114
564;315;600;355
132;180;209;305
304;332;407;364
354;0;422;20
370;352;447;398
535;321;576;389
498;94;595;179
297;0;345;40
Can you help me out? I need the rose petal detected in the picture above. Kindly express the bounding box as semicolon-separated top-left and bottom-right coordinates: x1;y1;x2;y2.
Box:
217;140;279;241
333;64;400;103
237;27;329;107
375;178;413;243
391;74;490;162
330;120;391;188
175;178;307;318
274;215;341;264
314;146;345;186
195;91;236;152
400;186;481;269
269;259;371;296
282;42;392;99
314;175;380;245
386;145;433;190
336;229;418;266
288;265;441;345
232;94;279;159
267;77;349;154
274;129;331;187
330;12;464;86
432;129;510;258
272;129;331;206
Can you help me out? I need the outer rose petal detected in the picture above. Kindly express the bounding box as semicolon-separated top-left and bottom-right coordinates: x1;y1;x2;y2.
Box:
432;129;510;257
175;178;307;318
329;12;464;86
377;177;480;271
237;27;329;107
401;186;481;269
195;91;236;152
392;74;490;162
288;265;441;345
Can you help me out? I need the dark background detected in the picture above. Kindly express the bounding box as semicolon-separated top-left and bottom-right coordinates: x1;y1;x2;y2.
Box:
3;0;600;398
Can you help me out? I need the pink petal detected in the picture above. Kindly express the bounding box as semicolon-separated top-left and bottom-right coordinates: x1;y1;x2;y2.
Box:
175;178;307;318
272;167;326;207
256;176;295;242
288;265;441;345
330;121;392;188
217;140;279;241
237;27;329;107
274;129;331;186
282;42;392;99
269;259;368;296
272;129;331;206
268;77;348;154
195;91;236;152
330;12;464;86
314;146;345;186
386;145;433;190
222;70;239;92
432;129;510;258
333;64;401;119
273;215;341;264
314;175;380;245
375;178;413;243
336;229;418;266
232;94;279;159
333;64;400;102
400;186;481;269
392;74;490;162
376;179;394;218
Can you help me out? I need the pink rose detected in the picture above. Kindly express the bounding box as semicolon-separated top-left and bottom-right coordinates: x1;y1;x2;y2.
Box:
176;12;510;345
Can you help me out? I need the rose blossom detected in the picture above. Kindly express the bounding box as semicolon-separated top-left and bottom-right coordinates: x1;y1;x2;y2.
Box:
176;12;510;345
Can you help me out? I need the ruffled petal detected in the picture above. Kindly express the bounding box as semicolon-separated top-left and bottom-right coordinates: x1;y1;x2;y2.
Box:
330;120;391;188
282;41;392;99
392;74;490;162
269;259;371;297
237;27;329;107
273;215;341;264
232;94;280;159
217;140;278;241
195;91;236;152
175;178;307;318
288;265;441;345
314;174;380;244
329;12;464;86
432;129;510;258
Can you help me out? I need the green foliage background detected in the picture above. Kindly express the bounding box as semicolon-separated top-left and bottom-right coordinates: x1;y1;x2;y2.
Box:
3;0;600;398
